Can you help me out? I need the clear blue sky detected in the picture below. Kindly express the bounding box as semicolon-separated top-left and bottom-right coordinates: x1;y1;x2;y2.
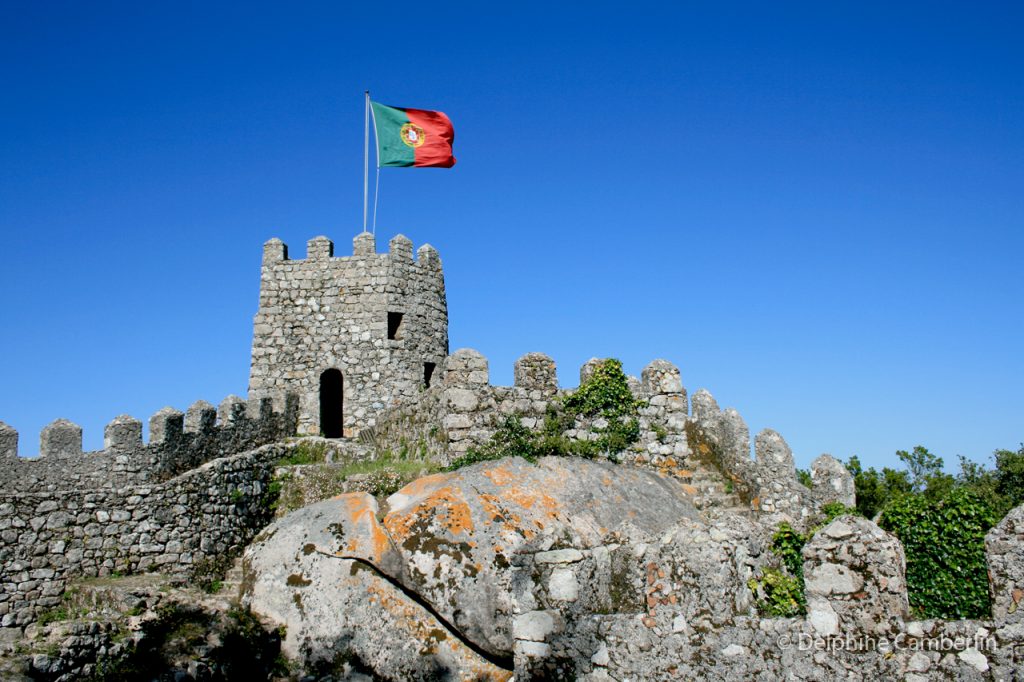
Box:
1;2;1021;471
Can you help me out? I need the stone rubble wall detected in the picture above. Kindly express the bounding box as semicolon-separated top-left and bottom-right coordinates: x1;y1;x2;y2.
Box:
356;383;448;459
687;388;853;526
0;442;292;629
509;510;1024;681
248;232;448;437
0;395;298;494
369;348;850;516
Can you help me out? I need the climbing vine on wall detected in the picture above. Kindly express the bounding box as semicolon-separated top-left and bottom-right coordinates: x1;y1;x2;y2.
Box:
877;487;998;619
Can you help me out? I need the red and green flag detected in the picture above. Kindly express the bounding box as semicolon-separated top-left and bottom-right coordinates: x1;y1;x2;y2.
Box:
370;101;456;168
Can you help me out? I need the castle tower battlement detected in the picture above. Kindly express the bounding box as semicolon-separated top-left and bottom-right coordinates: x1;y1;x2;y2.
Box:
248;231;448;437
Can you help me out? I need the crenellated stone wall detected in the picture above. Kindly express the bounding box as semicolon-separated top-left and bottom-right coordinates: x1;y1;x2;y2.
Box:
0;395;298;494
0;442;292;628
368;348;850;518
509;511;1024;681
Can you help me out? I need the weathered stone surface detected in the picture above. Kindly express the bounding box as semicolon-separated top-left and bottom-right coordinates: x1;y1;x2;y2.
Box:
39;419;81;458
0;422;17;459
986;502;1024;625
803;515;908;635
244;456;700;664
248;233;448;437
810;453;856;508
242;501;512;680
103;414;142;452
513;353;558;397
641;359;684;398
382;457;699;657
148;406;184;444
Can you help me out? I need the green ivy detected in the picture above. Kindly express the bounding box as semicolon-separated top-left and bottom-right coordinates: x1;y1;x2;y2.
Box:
877;487;998;619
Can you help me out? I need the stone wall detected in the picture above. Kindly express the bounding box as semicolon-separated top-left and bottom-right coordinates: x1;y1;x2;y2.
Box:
0;395;298;494
248;232;448;437
687;387;851;526
0;442;291;628
509;511;1024;681
369;348;851;518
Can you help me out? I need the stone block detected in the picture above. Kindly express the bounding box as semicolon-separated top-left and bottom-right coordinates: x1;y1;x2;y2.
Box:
641;359;684;398
803;515;908;635
690;388;720;422
103;414;142;452
514;353;558;396
217;395;247;425
40;419;82;458
262;237;288;264
446;388;480;413
0;421;17;459
184;400;216;433
754;427;792;474
986;502;1024;625
353;231;376;256
306;235;333;261
810;453;856;508
388;233;413;261
149;407;184;444
579;358;603;385
416;243;441;269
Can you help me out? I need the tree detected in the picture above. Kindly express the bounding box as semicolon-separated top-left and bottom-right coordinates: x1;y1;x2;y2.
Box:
844;455;911;519
994;444;1024;509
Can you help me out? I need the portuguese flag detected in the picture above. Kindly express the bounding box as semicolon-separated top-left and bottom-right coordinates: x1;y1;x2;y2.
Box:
370;101;456;168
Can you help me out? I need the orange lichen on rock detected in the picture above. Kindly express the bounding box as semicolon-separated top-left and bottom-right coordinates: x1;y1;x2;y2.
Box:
480;462;523;487
384;486;475;542
391;472;451;499
335;493;396;565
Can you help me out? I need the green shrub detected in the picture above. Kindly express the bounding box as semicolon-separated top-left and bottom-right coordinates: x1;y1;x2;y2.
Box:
447;359;644;471
748;568;805;617
877;487;998;619
749;503;859;617
795;468;812;488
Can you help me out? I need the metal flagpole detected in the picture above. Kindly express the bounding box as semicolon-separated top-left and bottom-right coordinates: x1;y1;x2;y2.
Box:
363;91;370;233
369;95;382;235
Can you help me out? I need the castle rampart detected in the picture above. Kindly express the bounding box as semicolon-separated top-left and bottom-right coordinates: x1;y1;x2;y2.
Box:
509;510;1024;679
0;395;298;494
0;442;293;627
248;232;448;438
365;349;848;519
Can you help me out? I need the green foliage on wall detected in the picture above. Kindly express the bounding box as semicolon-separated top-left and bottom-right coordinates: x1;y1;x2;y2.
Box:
877;487;999;619
447;359;643;471
749;502;858;617
844;442;1023;619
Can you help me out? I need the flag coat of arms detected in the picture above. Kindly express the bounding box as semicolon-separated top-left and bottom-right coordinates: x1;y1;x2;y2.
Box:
370;101;456;168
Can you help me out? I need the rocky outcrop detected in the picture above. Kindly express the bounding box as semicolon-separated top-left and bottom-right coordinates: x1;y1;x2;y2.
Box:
242;460;1024;681
242;456;701;676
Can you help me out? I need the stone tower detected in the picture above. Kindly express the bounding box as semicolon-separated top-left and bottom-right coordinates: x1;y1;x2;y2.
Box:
248;232;448;437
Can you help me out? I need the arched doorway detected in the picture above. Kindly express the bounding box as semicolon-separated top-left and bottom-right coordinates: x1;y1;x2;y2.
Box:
319;369;344;438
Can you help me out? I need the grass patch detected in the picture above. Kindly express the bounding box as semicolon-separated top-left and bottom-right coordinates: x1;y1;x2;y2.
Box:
271;450;442;515
276;440;329;466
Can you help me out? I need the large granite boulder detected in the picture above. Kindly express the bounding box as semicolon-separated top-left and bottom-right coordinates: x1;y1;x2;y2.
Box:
242;456;700;676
